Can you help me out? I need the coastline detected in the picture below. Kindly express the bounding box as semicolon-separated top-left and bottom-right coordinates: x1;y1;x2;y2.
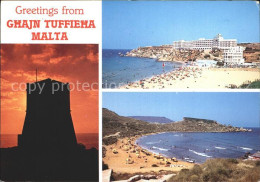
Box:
119;67;260;89
103;129;257;176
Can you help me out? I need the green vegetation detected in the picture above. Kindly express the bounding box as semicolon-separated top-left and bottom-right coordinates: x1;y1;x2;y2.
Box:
248;80;260;88
239;80;260;89
171;159;260;182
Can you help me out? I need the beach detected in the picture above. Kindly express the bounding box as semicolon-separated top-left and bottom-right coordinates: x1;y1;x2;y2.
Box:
120;67;260;89
103;136;194;175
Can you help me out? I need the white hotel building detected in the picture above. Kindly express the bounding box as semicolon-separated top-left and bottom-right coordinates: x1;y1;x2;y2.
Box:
173;34;245;64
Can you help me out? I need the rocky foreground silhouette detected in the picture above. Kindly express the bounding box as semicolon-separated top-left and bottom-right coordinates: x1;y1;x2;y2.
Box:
0;144;98;181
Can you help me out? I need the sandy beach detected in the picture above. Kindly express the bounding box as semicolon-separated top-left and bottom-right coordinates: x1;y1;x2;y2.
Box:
120;67;260;89
103;136;194;175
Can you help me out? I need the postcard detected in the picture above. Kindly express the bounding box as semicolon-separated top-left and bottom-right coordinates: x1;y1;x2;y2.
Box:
1;1;101;181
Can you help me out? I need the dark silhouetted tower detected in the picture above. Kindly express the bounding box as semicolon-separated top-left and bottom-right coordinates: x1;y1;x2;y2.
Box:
18;78;77;150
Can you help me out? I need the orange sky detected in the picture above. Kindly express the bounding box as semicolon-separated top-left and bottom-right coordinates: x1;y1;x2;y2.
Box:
1;44;98;134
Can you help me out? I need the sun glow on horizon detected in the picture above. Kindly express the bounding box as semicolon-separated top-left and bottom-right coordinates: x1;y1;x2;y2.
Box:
1;44;99;135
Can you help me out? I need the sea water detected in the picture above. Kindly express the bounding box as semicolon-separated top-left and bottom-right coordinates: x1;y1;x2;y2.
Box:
0;133;99;149
102;49;182;88
136;128;260;163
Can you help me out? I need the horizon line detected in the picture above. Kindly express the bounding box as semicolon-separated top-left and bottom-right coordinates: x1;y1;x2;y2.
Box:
0;132;99;135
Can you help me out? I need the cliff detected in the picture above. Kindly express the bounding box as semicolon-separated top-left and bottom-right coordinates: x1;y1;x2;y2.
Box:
238;43;260;63
102;108;251;145
125;45;223;62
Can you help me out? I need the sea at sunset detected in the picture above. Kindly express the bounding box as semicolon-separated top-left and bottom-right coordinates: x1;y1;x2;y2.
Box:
0;133;98;149
136;128;260;163
102;49;182;88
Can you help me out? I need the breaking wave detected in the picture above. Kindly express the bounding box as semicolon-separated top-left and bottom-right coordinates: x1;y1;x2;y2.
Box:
152;146;169;151
215;147;226;150
240;147;253;151
189;149;212;158
146;141;161;145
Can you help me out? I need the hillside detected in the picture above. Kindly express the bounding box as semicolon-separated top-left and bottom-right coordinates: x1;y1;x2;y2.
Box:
128;116;174;123
172;158;260;182
102;108;250;145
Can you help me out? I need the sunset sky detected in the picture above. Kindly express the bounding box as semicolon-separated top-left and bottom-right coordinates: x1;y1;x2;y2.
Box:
1;44;98;135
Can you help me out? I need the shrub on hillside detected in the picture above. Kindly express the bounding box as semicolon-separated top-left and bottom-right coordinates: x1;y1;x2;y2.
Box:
171;158;260;182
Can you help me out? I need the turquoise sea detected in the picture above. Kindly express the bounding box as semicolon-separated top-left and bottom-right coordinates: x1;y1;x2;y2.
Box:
102;49;182;88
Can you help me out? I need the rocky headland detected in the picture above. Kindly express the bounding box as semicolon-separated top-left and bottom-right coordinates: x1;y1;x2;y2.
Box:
125;43;260;63
125;45;223;62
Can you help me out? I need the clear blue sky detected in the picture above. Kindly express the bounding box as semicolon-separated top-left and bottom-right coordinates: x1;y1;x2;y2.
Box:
103;92;260;128
103;1;259;49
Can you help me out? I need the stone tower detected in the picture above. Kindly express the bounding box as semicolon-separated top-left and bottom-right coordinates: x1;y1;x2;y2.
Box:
18;78;77;150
